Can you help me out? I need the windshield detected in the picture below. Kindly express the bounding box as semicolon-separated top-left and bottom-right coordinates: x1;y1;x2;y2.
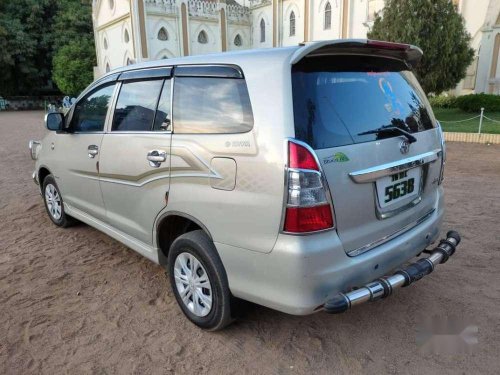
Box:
292;55;436;149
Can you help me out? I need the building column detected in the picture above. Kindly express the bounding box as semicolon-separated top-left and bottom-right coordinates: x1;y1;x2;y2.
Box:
180;1;190;56
273;0;277;47
220;1;227;52
131;0;148;62
489;33;500;93
304;0;310;42
341;0;349;39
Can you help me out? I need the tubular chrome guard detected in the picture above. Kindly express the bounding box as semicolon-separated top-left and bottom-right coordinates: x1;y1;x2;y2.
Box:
324;231;461;314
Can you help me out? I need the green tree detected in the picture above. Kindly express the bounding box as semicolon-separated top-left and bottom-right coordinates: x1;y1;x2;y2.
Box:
52;38;96;96
368;0;475;95
52;0;95;95
0;0;59;95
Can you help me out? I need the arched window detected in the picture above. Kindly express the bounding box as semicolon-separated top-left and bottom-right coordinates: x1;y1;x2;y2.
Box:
108;0;114;10
105;63;110;73
260;18;265;43
324;2;332;30
126;58;132;66
234;34;242;47
103;38;108;50
162;55;168;59
198;30;208;44
124;29;130;43
158;27;168;41
289;11;296;36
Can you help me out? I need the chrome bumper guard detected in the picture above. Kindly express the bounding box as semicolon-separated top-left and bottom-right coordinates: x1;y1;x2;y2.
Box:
324;231;461;314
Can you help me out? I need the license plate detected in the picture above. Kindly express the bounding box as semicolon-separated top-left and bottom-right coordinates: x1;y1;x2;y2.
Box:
376;168;421;208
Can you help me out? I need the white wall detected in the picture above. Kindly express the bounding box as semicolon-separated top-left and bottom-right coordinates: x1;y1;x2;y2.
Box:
189;19;220;55
95;0;131;26
227;25;251;51
281;0;304;46
252;5;273;48
97;18;134;74
146;14;180;60
310;0;342;41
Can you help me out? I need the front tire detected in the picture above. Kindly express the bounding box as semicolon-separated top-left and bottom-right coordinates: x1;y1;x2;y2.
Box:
168;230;233;331
42;175;76;228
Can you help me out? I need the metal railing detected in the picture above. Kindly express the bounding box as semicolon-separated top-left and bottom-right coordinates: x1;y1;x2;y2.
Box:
437;107;500;134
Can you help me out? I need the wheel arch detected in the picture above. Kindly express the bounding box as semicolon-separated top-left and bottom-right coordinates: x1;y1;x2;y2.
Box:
155;211;214;266
38;166;52;191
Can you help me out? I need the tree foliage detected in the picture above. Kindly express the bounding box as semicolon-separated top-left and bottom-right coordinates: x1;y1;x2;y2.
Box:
52;0;95;95
0;0;59;95
0;0;95;96
53;39;95;96
368;0;475;94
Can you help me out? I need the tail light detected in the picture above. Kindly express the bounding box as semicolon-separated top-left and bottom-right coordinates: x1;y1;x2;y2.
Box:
283;140;334;233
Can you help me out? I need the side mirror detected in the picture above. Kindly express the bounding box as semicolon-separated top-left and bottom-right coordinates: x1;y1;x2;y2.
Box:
45;112;65;131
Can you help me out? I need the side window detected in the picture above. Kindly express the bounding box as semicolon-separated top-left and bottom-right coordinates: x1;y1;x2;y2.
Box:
173;77;253;134
112;79;164;131
152;79;172;131
71;84;115;132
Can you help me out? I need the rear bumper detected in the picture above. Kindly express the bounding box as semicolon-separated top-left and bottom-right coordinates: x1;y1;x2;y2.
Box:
217;188;444;315
324;230;460;314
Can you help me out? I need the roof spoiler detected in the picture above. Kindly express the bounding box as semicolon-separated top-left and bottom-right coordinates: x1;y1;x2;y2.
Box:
290;39;423;68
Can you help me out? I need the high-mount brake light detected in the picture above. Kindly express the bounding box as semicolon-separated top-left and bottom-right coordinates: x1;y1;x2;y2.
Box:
367;40;410;51
283;140;334;233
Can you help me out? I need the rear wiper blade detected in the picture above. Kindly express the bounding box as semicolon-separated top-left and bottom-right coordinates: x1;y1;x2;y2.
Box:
358;126;417;143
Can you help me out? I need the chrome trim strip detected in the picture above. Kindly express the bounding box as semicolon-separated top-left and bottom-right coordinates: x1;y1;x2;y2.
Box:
349;150;440;183
376;196;422;220
347;209;435;257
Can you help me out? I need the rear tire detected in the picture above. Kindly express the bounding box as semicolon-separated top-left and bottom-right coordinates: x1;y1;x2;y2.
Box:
42;175;76;228
168;230;233;331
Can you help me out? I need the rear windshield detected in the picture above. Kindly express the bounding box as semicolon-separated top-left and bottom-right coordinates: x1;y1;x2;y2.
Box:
292;55;436;149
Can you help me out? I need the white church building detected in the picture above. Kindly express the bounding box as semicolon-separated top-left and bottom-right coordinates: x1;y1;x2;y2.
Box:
92;0;500;94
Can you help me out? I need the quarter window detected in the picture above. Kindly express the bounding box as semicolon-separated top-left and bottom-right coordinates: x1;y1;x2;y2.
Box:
173;77;253;134
112;80;164;131
71;84;115;132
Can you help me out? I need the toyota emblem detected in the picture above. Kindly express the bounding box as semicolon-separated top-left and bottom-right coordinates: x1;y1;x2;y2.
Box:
400;139;410;154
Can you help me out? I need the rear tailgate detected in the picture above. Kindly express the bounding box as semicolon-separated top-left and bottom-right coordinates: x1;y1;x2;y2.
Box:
291;41;443;256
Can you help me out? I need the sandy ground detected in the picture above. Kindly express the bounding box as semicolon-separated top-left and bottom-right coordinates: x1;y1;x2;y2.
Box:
1;110;499;374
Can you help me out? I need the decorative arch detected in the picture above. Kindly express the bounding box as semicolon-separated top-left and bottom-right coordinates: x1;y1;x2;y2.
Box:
123;51;134;66
192;24;216;46
234;34;242;47
324;1;332;30
289;11;296;36
102;35;108;50
158;27;168;41
121;22;132;44
155;48;175;60
102;56;111;74
197;30;208;44
260;18;266;43
152;20;177;43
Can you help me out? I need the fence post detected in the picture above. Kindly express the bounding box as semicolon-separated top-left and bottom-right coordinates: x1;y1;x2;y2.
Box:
478;107;484;134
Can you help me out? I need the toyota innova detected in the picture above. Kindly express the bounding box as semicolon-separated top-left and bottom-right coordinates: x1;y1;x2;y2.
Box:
30;40;461;330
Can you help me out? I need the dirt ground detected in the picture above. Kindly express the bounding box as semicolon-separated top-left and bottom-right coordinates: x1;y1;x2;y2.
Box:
1;110;499;374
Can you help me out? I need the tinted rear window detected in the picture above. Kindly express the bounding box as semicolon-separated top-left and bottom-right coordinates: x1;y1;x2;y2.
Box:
292;56;435;149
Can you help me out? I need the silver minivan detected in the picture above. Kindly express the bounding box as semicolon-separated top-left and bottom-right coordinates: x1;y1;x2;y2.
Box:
30;40;460;330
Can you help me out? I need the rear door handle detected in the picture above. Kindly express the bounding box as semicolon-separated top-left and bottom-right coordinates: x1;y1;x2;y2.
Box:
88;145;99;158
147;150;167;168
